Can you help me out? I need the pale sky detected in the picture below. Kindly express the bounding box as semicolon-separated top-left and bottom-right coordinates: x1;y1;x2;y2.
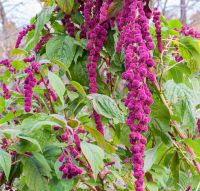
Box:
4;0;42;28
3;0;200;28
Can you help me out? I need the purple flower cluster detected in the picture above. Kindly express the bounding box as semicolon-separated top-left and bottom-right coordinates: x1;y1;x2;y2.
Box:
15;24;35;48
173;46;183;62
116;0;155;190
37;77;57;102
83;0;110;135
181;26;200;39
0;59;16;73
197;119;200;134
143;0;152;19
24;68;36;112
86;23;108;135
153;8;162;53
34;34;51;53
2;83;11;99
99;0;111;23
62;15;76;37
23;55;35;63
58;152;82;179
83;0;102;32
58;127;86;179
83;0;94;30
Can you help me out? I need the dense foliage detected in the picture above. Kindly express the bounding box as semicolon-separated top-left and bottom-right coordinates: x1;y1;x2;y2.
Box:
0;0;200;190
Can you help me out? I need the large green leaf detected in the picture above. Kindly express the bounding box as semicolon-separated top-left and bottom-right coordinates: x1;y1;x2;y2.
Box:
0;112;14;124
168;63;191;84
70;81;87;97
46;35;76;68
183;139;200;161
69;55;89;86
151;98;170;131
88;94;125;123
21;114;63;134
170;151;180;183
81;141;104;179
174;100;196;130
84;125;115;153
11;60;28;70
164;81;196;131
56;0;74;14
34;6;54;41
144;145;160;172
179;37;200;72
18;135;42;152
48;71;65;104
0;149;11;181
21;153;51;191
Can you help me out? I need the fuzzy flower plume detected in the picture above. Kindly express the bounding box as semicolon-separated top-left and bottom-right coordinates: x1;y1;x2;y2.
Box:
15;24;35;48
34;34;51;53
2;83;11;99
0;59;16;73
116;0;155;190
58;128;86;179
153;8;162;53
181;26;200;39
85;1;110;135
24;67;36;112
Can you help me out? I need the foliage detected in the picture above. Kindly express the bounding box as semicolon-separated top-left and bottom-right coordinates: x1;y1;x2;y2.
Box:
0;0;200;191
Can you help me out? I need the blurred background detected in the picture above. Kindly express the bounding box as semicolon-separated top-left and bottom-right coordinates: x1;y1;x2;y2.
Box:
0;0;199;57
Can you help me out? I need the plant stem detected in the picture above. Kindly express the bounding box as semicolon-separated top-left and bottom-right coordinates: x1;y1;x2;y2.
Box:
39;73;55;113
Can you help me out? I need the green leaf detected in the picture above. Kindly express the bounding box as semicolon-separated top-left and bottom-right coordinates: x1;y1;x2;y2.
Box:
11;60;28;70
170;151;180;183
51;58;71;78
21;153;51;191
56;0;74;14
0;112;14;124
84;125;115;153
174;100;195;131
88;94;125;123
67;89;79;101
70;81;86;97
144;145;160;172
46;35;76;68
183;139;200;160
21;114;62;134
69;55;89;86
179;37;200;72
81;141;104;179
164;81;196;131
0;149;11;181
0;97;5;114
48;71;65;104
18;135;42;152
168;63;191;84
151;99;170;131
168;19;182;30
146;182;159;191
34;6;54;41
164;81;194;105
50;178;75;191
119;124;130;147
9;48;28;56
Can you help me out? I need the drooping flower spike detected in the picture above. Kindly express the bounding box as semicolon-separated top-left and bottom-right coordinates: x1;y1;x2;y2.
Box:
15;24;35;48
116;0;155;190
